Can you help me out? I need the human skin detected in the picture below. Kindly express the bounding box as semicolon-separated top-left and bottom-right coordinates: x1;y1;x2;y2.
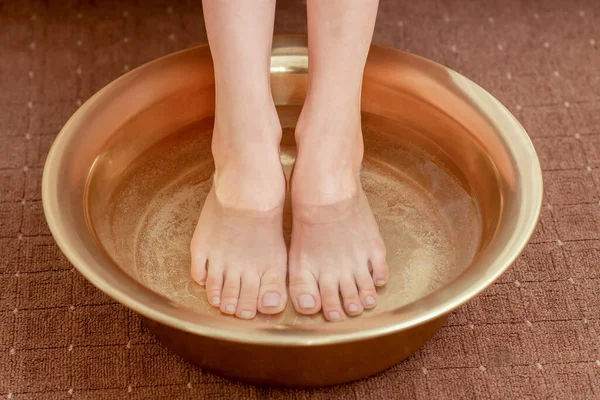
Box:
191;0;388;321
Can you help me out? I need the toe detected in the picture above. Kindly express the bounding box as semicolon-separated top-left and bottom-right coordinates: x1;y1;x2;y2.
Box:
257;268;287;314
205;263;224;308
340;274;363;316
289;268;321;315
190;249;208;285
319;276;345;322
355;270;378;309
236;272;260;319
220;271;241;315
371;243;389;287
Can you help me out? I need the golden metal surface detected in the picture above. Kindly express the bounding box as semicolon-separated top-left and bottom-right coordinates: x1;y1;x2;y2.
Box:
42;35;543;386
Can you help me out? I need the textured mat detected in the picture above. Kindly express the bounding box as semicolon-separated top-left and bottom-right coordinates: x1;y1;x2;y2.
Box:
1;0;599;398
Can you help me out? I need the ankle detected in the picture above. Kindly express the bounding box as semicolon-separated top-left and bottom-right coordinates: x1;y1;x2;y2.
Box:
210;101;285;210
294;101;364;173
212;123;282;169
295;96;363;151
213;153;285;211
292;105;364;205
212;100;282;164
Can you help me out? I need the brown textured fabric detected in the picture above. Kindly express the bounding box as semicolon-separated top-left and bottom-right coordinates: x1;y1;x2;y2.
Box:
1;0;600;398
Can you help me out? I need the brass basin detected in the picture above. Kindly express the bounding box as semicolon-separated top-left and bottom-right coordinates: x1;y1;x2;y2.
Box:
42;35;542;387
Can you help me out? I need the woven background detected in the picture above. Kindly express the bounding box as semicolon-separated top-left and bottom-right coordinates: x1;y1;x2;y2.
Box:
1;0;600;398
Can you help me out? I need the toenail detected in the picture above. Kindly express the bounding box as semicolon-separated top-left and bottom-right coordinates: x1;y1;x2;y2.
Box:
211;296;220;306
298;294;316;309
375;280;386;286
349;303;359;312
329;311;341;321
365;296;376;305
225;304;235;313
240;310;253;319
262;292;281;307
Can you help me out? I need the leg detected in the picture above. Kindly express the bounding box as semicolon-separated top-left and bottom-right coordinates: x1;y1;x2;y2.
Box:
191;0;287;319
289;0;389;321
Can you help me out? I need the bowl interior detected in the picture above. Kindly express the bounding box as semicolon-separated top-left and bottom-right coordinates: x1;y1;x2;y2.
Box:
84;48;492;326
87;104;483;324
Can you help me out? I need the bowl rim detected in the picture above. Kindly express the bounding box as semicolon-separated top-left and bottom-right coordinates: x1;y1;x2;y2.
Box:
42;35;543;346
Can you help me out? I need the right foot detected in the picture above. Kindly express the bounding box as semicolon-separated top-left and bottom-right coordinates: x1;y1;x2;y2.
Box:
190;108;288;319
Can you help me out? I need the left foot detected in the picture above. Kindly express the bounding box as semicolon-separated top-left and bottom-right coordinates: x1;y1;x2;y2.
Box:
289;104;389;322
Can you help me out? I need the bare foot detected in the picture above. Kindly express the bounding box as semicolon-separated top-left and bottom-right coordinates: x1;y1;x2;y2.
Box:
190;110;288;319
289;108;389;322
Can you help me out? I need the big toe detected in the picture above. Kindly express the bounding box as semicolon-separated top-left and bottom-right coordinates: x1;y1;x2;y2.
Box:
289;268;321;315
257;268;287;314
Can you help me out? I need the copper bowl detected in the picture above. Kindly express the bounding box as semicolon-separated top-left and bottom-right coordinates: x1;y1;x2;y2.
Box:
42;35;542;387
